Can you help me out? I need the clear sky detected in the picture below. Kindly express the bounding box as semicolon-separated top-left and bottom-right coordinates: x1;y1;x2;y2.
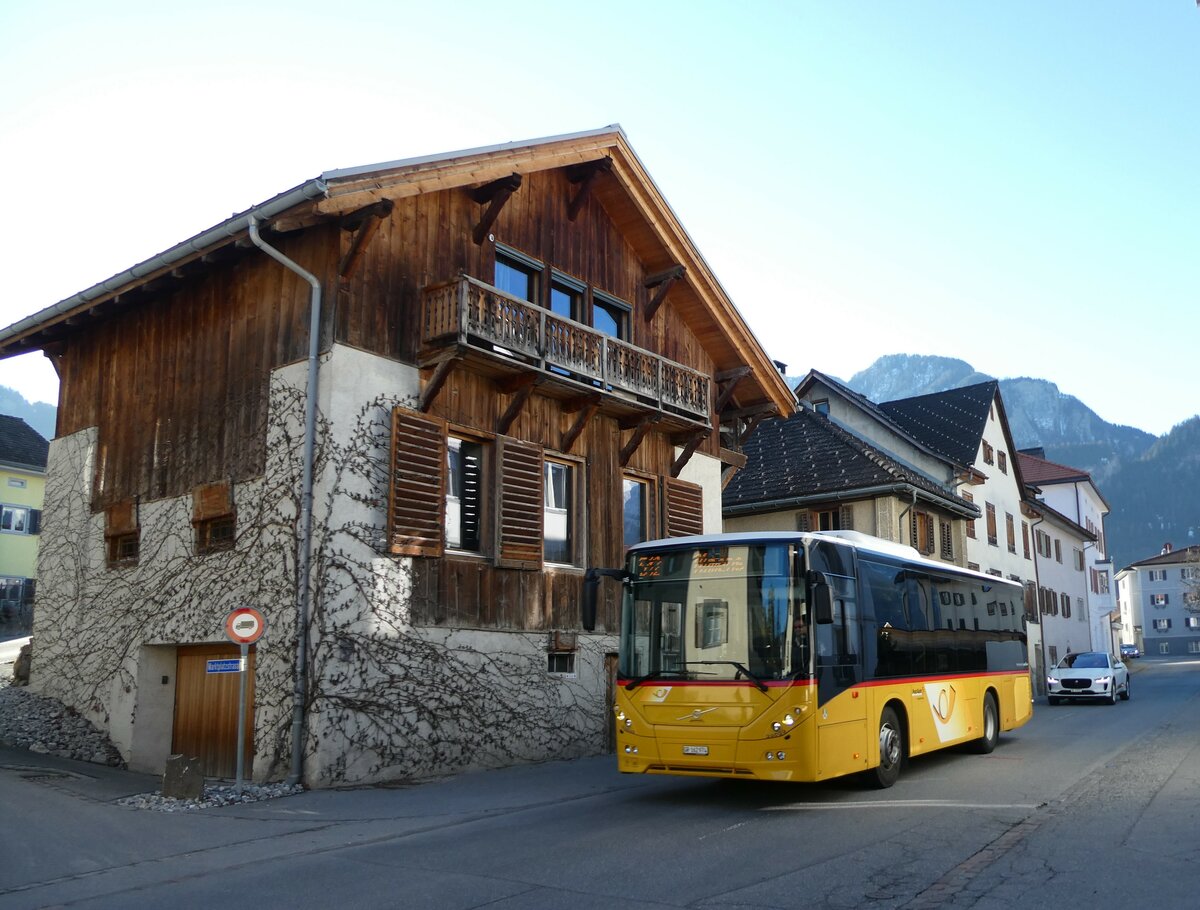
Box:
1;1;1196;435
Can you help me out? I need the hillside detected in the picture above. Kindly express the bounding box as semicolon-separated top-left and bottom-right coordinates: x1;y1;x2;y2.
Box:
841;354;1194;568
0;386;55;440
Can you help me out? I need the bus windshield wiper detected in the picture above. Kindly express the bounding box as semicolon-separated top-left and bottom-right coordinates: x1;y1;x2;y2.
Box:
681;661;769;693
624;668;687;690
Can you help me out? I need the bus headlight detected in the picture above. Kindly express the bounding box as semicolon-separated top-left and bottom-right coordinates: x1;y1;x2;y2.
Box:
782;714;795;727
772;722;782;732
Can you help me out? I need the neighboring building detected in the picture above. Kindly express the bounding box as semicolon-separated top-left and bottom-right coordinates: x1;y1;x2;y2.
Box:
793;376;1047;683
792;371;979;555
1024;497;1095;666
0;416;48;637
0;128;794;785
878;382;1032;586
1116;544;1200;657
723;403;978;566
1017;449;1115;654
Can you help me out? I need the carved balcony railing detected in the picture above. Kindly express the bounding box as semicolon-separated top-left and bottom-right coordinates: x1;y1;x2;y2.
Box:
423;275;710;423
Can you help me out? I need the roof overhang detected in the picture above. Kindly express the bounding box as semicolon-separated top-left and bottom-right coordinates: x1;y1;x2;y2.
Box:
0;127;793;419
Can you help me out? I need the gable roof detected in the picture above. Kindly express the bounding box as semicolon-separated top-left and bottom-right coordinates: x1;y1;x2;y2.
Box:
723;407;977;517
1122;544;1200;571
1017;450;1111;511
0;415;49;471
878;381;999;466
0;126;793;417
792;369;963;469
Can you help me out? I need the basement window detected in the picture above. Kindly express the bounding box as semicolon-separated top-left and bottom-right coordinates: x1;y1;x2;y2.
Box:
547;652;576;676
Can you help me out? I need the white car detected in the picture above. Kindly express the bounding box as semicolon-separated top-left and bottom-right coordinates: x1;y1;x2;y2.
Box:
1047;651;1130;705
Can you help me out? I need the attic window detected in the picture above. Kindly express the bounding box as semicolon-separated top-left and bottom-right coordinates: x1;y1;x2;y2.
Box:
812;399;830;415
982;441;994;465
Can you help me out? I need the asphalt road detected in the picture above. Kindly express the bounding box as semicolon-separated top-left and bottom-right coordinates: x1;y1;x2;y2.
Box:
2;657;1197;909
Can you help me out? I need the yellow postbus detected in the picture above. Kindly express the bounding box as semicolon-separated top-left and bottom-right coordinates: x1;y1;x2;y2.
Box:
587;530;1032;787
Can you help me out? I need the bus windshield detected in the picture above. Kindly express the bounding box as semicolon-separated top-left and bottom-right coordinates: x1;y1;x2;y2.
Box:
619;543;803;685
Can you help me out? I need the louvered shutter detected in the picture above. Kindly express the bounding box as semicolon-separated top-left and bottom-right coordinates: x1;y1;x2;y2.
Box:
388;407;447;557
796;511;812;533
664;478;704;537
495;435;543;569
924;516;935;555
27;509;41;535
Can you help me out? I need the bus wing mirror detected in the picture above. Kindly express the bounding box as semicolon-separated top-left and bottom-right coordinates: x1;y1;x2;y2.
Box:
813;582;834;624
583;567;625;632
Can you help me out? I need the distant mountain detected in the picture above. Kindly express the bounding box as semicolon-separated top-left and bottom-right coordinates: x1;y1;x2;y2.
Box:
0;386;55;440
1102;417;1200;568
840;354;1195;569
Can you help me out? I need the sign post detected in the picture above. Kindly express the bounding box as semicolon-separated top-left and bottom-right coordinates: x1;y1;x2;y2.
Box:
224;607;265;794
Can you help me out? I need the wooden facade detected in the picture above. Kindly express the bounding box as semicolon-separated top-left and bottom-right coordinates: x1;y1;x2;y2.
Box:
3;128;795;639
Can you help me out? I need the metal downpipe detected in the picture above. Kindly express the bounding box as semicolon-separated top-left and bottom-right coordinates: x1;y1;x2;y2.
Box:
247;216;321;787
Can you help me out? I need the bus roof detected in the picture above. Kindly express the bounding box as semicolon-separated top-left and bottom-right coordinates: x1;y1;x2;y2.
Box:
626;530;1024;590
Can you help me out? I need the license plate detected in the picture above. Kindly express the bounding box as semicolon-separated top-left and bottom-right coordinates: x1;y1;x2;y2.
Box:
682;745;709;756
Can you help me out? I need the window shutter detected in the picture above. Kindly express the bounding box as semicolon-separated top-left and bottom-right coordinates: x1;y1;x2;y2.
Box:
839;505;854;531
796;511;812;533
388;407;447;557
495;435;543;569
664;478;704;537
27;509;41;535
924;516;935;555
193;480;233;521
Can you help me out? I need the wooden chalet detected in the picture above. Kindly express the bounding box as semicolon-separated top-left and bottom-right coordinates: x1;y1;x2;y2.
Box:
0;126;795;785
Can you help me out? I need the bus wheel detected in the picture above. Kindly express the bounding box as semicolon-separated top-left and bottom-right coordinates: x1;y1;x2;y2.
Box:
972;693;999;754
870;707;904;789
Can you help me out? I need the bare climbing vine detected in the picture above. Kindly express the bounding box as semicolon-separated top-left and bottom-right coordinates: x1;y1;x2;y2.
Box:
31;376;607;785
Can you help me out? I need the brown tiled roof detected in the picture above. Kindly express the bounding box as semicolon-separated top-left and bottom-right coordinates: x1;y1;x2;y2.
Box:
1016;451;1091;485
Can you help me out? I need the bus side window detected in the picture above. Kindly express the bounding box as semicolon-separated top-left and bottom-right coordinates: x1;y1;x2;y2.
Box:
862;560;909;677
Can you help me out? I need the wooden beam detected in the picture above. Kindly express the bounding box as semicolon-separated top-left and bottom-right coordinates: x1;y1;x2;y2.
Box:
495;373;541;434
713;365;751;415
337;200;394;281
619;415;658;466
470;173;522;245
720;402;779;421
721;464;739;490
341;199;394;232
719;447;748;470
495;372;540;395
642;265;686;322
561;397;601;454
737;414;767;446
565;157;612;222
418;357;459;412
671;431;707;478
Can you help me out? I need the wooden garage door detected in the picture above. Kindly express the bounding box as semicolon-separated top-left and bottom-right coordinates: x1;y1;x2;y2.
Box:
173;644;256;779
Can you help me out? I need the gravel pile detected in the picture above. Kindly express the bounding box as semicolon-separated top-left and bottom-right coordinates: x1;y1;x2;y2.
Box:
0;681;124;766
1;677;304;811
117;781;304;812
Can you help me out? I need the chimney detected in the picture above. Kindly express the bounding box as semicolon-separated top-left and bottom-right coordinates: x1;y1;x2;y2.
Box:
1162;542;1173;554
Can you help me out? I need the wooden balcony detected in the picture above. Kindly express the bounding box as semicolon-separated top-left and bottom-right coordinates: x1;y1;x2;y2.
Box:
421;275;711;426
